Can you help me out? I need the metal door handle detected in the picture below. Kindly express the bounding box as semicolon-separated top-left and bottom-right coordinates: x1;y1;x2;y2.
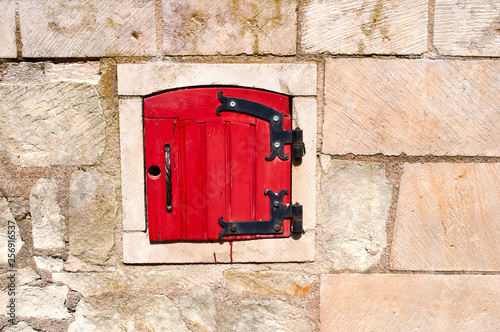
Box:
165;144;173;212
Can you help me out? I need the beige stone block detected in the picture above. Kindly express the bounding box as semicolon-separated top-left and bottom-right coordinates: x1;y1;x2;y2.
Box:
231;231;315;262
0;0;16;58
123;230;314;264
4;322;38;332
30;178;65;250
163;0;296;55
224;269;313;296
123;232;231;263
1;62;101;85
119;99;145;231
435;0;500;56
16;267;41;285
321;274;500;331
221;299;313;332
69;170;117;265
19;0;156;57
117;62;317;96
320;158;391;271
0;81;106;166
177;284;217;332
33;256;64;272
323;59;500;156
53;272;130;297
391;163;500;271
55;270;217;332
292;98;317;230
16;285;71;319
301;0;427;55
69;296;188;332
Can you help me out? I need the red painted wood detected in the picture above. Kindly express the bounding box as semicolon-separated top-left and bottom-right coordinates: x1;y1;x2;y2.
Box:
144;87;292;242
204;121;229;240
229;122;256;222
144;118;182;242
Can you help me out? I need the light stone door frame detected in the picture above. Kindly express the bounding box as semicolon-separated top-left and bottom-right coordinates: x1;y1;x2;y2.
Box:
118;62;317;263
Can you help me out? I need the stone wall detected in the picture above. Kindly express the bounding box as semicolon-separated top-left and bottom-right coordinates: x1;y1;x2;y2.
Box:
0;0;499;331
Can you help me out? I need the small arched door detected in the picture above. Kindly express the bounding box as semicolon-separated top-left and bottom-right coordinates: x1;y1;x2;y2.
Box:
144;87;303;242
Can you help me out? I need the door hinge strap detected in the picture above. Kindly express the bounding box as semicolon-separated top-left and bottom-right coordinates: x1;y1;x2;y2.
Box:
218;189;303;239
217;91;305;162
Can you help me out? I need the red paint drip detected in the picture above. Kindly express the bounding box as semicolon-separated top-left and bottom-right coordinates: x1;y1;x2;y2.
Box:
229;241;233;263
213;253;217;263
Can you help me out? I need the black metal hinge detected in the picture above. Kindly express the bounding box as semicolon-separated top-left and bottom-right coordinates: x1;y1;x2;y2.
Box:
218;190;303;239
217;91;305;162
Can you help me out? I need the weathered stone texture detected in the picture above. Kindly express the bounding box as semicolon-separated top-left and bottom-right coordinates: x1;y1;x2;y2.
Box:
123;232;232;264
30;178;65;250
0;0;16;58
321;274;500;331
34;256;64;272
221;299;313;332
230;231;315;263
391;163;500;271
53;272;130;298
177;284;217;332
0;197;23;267
434;0;500;56
4;322;38;332
1;62;101;85
17;267;41;285
320;158;391;271
69;170;117;265
0;81;106;166
224;270;312;296
323;59;500;156
301;0;427;54
163;0;296;55
16;285;71;319
292;97;317;231
67;301;97;332
117;63;317;96
55;270;217;331
69;296;188;332
224;269;312;296
19;0;156;57
119;99;145;231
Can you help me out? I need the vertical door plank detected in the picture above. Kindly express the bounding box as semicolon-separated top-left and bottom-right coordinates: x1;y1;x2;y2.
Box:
204;121;229;240
229;122;256;222
145;118;182;242
178;122;206;240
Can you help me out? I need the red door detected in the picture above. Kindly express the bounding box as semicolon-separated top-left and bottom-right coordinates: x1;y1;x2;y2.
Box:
144;87;296;242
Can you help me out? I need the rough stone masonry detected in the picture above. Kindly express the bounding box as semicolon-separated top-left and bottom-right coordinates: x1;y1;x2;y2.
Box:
0;0;499;331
